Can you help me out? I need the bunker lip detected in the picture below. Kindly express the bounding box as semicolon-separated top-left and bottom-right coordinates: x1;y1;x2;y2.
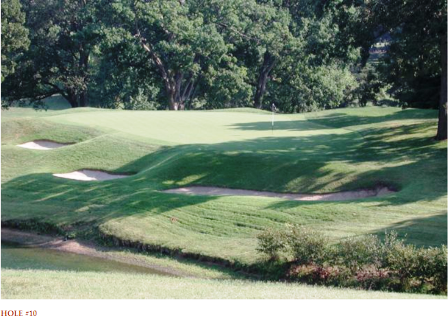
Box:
53;169;132;181
162;186;396;201
16;139;74;150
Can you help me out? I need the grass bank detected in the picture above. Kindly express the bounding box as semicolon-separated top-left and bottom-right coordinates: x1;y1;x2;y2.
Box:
2;106;446;269
4;269;444;299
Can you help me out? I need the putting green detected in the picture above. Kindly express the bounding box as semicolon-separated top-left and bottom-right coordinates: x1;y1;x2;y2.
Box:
42;108;352;147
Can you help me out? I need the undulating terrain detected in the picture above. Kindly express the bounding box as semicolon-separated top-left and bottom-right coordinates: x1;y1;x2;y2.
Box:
1;105;446;298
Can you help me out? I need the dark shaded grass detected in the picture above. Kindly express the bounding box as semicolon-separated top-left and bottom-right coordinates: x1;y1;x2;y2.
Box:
2;108;446;265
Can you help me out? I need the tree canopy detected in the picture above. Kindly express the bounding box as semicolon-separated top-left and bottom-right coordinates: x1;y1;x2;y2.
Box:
1;0;446;139
2;0;101;107
1;0;30;81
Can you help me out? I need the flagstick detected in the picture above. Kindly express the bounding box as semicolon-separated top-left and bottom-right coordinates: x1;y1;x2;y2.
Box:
271;110;274;133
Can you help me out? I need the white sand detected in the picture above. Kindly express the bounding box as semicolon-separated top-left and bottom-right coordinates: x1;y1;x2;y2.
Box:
162;186;395;201
53;169;128;181
17;140;70;150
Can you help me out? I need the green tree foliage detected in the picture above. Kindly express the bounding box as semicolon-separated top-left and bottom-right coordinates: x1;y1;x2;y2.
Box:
226;0;292;109
2;0;102;107
100;0;359;112
369;0;447;139
267;62;358;112
89;35;163;110
1;0;30;81
353;64;385;107
375;1;446;108
101;0;256;110
258;0;361;112
2;0;363;112
2;0;444;123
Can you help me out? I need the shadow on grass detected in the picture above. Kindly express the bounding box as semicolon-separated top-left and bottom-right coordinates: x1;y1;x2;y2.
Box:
1;241;249;280
2;117;446;213
1;111;446;256
229;108;436;133
305;109;437;129
371;213;447;247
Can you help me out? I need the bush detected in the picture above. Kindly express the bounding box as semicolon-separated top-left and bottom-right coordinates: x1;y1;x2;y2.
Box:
284;225;331;265
336;234;383;272
257;226;448;294
383;238;447;293
257;225;332;264
288;263;350;285
418;246;447;293
256;228;286;261
354;267;393;291
382;235;419;287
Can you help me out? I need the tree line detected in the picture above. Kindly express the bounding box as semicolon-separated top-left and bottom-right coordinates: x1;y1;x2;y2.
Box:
1;0;446;139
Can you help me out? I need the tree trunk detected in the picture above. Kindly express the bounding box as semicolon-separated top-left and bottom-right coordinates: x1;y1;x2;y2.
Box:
79;91;88;107
62;92;89;108
166;72;195;110
436;36;447;140
64;91;79;108
254;52;276;109
138;38;196;110
78;50;89;107
168;92;184;110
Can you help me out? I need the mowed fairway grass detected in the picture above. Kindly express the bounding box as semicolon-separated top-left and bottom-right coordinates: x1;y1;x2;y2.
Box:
2;106;447;267
3;269;441;299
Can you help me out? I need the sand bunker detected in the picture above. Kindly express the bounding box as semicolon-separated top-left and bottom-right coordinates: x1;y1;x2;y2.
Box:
53;169;128;181
162;186;395;201
17;140;71;150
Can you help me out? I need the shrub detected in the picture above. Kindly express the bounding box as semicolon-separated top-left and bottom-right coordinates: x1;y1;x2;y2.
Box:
284;225;331;265
355;267;392;291
424;246;447;293
256;228;287;261
336;235;383;272
257;226;448;294
378;234;447;293
257;225;332;264
288;263;350;285
382;239;419;287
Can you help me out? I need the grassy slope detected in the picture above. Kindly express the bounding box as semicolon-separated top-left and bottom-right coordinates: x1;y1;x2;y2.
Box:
4;242;440;299
1;241;244;280
1;106;447;266
3;269;442;299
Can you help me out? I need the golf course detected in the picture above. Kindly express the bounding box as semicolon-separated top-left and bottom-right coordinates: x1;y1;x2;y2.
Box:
1;104;446;299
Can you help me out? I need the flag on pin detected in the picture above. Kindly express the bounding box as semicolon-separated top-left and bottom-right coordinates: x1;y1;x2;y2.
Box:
271;103;277;132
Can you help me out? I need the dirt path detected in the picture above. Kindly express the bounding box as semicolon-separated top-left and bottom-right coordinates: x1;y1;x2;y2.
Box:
162;186;395;201
1;228;191;278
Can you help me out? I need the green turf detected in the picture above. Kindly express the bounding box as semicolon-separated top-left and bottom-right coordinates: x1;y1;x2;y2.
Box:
1;242;243;280
1;106;447;267
3;269;443;299
5;237;441;299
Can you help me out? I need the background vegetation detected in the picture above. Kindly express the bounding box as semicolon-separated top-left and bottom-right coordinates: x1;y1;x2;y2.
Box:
1;0;447;139
1;0;446;298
